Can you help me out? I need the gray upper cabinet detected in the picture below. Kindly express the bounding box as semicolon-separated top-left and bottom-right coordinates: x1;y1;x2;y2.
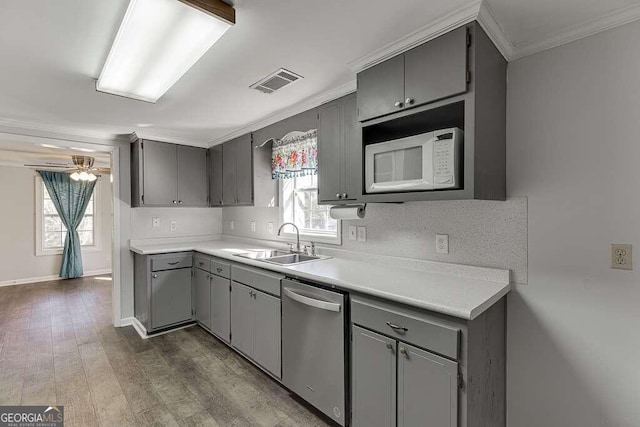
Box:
177;145;208;206
193;268;211;330
208;144;223;207
318;93;361;204
357;55;405;122
404;26;468;110
397;343;458;427
352;325;396;427
220;133;253;206
357;26;469;122
131;138;208;207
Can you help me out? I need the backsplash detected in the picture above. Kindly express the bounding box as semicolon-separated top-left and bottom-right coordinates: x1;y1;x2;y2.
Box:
222;197;527;284
131;207;222;240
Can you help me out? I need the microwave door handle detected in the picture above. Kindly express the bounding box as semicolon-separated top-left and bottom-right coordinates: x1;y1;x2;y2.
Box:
283;288;342;312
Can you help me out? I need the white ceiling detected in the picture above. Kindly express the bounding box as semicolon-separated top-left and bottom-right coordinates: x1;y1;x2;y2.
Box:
0;0;639;147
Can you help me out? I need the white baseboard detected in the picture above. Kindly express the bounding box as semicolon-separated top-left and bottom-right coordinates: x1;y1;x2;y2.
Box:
115;316;134;328
0;268;113;288
131;317;148;339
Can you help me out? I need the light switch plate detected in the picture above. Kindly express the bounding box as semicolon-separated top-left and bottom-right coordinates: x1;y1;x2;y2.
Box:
611;244;632;270
436;234;449;254
348;226;357;241
170;221;177;232
357;226;367;242
152;217;160;229
230;220;234;231
268;222;274;234
250;221;256;232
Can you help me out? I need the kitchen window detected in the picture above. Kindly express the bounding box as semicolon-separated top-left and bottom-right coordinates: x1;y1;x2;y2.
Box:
35;177;100;256
280;175;340;245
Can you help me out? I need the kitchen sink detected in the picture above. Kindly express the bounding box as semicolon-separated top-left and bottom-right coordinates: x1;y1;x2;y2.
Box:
235;250;291;260
265;254;321;265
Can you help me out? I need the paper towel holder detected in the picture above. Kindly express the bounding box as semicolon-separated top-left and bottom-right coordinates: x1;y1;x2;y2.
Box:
329;204;367;220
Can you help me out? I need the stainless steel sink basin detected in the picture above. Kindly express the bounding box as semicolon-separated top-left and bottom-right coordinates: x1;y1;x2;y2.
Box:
235;250;291;260
265;254;321;265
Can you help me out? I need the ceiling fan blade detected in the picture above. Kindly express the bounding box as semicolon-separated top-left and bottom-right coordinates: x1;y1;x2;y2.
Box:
23;164;73;168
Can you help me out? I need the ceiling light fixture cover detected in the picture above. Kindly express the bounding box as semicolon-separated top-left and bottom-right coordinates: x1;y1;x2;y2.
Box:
97;0;234;103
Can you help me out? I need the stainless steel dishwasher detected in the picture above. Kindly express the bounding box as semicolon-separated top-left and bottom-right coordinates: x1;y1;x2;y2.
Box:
282;278;348;426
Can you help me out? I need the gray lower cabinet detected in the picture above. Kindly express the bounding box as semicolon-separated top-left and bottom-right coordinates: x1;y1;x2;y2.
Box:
397;343;458;427
134;252;194;334
194;267;212;330
230;279;281;378
210;274;231;342
352;326;397;427
131;138;208;207
318;92;361;204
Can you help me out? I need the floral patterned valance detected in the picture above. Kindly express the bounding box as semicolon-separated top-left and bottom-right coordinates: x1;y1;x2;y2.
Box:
271;129;318;180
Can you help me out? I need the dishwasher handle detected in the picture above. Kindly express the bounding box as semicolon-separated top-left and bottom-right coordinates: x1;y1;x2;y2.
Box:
283;287;342;312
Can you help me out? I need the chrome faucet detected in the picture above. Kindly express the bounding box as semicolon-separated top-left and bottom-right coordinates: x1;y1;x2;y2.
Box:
277;222;301;253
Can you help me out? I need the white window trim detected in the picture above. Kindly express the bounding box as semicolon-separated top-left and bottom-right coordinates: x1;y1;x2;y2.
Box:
35;175;102;257
278;178;342;246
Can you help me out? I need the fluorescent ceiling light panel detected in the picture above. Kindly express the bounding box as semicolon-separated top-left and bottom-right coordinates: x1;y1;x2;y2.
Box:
97;0;232;103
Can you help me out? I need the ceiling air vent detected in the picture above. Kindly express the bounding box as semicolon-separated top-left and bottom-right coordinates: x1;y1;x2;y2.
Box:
250;68;303;94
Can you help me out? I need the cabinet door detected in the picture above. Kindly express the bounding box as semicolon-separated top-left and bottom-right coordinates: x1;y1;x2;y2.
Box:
142;140;178;206
151;269;192;330
253;289;281;378
235;133;253;205
193;268;211;330
208;145;224;207
211;275;230;343
318;100;342;203
342;93;361;201
230;281;254;357
357;54;404;121
404;26;468;109
177;145;208;206
397;343;458;427
222;140;237;205
352;325;396;427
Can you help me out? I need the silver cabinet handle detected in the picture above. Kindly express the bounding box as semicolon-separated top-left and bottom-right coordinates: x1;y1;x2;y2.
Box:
216;268;223;273
394;101;403;108
198;261;204;266
167;261;179;265
249;290;254;297
399;347;407;355
405;97;414;105
386;343;393;350
386;322;408;333
283;288;342;312
342;193;347;198
336;193;341;199
179;200;183;204
152;274;158;278
172;200;177;204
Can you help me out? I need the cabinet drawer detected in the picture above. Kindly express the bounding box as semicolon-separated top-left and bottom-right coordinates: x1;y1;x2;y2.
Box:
211;259;230;279
231;265;284;297
151;253;193;271
351;295;460;360
193;254;211;272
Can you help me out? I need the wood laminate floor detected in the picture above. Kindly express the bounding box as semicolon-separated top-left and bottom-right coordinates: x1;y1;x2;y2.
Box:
0;276;331;426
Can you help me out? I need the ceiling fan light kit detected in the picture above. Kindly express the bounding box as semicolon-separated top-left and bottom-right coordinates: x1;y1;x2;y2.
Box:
96;0;235;103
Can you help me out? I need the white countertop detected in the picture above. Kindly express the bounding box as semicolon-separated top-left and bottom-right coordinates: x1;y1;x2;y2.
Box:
129;240;510;320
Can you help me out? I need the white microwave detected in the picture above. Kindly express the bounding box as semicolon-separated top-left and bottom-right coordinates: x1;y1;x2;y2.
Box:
365;127;463;193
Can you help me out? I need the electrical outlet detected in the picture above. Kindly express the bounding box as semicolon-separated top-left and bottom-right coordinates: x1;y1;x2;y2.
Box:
611;244;632;270
152;217;160;229
230;220;234;231
436;234;449;254
357;226;367;242
348;226;357;241
268;222;274;234
170;221;177;232
250;221;256;232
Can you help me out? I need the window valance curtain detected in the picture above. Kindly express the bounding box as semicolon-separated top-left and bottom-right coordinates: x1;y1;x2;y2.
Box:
38;171;96;279
271;129;317;180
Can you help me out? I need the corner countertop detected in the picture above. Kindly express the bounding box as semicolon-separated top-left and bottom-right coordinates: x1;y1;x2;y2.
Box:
129;240;511;320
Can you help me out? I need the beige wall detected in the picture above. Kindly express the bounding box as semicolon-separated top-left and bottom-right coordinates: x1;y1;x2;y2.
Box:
506;21;640;426
0;166;112;284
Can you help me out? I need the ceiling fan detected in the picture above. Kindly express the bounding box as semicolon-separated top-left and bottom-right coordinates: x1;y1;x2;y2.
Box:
25;155;110;182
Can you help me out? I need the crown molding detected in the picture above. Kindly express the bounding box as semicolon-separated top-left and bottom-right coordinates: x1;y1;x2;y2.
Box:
510;2;640;60
348;1;483;73
477;1;514;60
207;80;356;146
